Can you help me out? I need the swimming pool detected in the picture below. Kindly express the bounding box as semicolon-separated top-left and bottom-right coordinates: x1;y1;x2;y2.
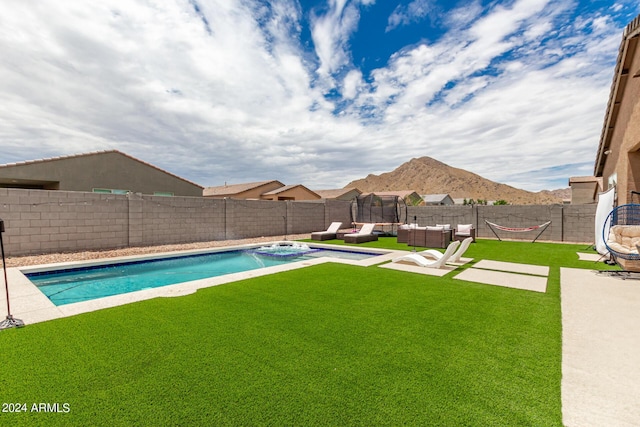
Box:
26;244;380;306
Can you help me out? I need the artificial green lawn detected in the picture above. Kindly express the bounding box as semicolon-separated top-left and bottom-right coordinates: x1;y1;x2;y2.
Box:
0;239;613;426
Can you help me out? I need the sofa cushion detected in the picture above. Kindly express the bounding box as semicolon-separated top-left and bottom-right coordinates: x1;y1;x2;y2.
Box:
457;224;473;234
608;225;640;254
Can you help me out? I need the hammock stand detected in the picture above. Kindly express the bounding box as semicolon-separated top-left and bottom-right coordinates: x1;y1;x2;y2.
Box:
485;220;551;243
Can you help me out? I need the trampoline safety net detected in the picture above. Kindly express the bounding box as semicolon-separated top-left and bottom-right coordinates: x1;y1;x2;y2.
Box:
351;194;408;224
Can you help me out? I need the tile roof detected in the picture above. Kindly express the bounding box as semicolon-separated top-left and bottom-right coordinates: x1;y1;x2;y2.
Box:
313;187;361;199
204;180;283;196
362;190;418;198
422;193;451;202
262;184;319;197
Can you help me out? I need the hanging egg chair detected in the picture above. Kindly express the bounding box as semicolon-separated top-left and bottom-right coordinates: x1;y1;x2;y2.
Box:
603;204;640;268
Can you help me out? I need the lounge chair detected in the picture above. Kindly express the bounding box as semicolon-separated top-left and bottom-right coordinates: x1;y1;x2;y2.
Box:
344;223;378;244
454;224;476;242
417;237;473;264
393;240;460;268
310;222;343;241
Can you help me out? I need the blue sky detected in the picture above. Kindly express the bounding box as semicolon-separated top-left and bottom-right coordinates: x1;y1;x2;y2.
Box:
0;1;638;192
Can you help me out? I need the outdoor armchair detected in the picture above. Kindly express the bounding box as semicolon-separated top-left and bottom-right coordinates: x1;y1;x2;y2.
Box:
454;224;476;242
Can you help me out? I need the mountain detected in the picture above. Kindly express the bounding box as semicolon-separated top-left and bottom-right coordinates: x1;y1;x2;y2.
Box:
345;157;565;205
539;188;572;201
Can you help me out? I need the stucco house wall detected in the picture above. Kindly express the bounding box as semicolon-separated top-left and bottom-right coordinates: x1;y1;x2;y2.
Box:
595;15;640;205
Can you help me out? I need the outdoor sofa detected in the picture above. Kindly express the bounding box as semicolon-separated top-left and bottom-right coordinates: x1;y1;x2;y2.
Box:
399;226;452;248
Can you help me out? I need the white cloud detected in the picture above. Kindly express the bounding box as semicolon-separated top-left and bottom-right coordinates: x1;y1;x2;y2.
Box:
444;1;483;29
342;69;364;99
309;0;361;80
0;0;634;193
386;0;436;32
342;0;625;189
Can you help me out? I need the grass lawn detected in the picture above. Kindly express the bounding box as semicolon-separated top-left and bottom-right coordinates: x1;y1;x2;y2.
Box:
0;239;613;426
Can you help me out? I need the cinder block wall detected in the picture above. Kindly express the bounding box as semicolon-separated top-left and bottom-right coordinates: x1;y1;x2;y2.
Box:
288;200;325;235
408;205;475;227
562;205;599;243
225;198;288;240
0;188;129;255
0;188;598;256
324;199;353;230
137;194;226;246
408;204;595;243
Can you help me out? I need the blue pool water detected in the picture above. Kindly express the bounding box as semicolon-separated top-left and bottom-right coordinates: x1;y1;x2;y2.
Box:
26;247;376;306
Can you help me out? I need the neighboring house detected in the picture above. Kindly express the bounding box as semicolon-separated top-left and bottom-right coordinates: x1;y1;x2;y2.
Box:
314;187;362;201
203;180;320;201
422;193;454;206
203;180;284;199
365;191;424;206
0;150;203;196
568;176;603;204
593;14;640;205
261;184;320;201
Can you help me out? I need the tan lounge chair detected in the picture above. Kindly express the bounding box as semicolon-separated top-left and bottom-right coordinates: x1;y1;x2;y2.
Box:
311;222;342;241
344;223;378;244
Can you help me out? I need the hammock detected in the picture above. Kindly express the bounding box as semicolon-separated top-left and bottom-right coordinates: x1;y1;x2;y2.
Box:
485;220;551;243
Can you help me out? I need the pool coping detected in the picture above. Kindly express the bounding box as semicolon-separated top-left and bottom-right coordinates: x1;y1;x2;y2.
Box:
1;241;404;325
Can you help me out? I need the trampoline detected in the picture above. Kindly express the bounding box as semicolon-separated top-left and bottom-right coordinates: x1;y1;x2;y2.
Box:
350;194;408;236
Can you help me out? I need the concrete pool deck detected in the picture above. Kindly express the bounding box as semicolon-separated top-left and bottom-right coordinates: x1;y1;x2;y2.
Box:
561;268;640;427
0;241;403;325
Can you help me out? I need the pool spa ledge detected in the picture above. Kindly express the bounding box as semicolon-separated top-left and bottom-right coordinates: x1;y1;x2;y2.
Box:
1;242;401;325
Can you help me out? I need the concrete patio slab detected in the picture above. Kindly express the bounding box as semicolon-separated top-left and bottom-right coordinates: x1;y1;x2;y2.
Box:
473;259;549;276
561;268;640;427
447;257;474;266
454;268;548;293
378;261;456;276
577;252;605;262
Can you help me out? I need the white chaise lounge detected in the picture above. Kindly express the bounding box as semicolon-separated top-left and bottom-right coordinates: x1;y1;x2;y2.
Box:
393;240;460;269
417;237;473;264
